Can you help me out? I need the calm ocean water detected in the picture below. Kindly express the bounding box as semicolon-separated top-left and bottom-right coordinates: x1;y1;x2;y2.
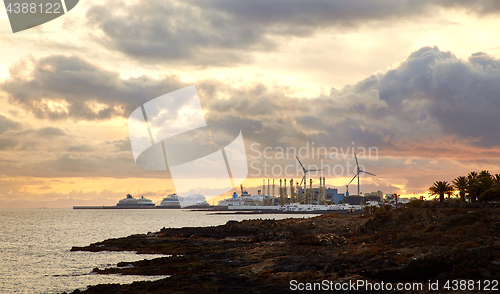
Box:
0;208;314;294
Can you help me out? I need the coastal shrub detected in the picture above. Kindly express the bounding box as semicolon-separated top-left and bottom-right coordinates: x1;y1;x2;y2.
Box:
447;198;464;207
406;199;423;208
378;204;392;212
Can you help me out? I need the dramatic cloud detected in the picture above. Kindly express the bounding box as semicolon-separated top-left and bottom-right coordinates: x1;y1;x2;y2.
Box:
1;55;186;121
0;114;21;135
3;47;500;152
378;46;500;148
85;0;266;66
0;122;146;178
83;0;500;66
2;46;500;197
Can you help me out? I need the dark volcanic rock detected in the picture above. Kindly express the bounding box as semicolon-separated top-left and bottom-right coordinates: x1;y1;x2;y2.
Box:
69;207;500;294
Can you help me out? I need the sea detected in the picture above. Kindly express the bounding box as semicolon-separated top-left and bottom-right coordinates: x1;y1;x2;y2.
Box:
0;208;315;294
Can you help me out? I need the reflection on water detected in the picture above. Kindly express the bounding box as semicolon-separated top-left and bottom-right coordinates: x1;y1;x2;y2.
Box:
0;208;314;293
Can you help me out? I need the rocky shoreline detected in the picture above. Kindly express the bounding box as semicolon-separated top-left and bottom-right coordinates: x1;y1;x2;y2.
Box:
68;207;500;293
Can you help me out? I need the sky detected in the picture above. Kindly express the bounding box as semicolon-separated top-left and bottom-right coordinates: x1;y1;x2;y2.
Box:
1;0;500;208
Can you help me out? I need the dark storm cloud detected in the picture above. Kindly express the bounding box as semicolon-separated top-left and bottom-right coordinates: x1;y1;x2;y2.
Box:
0;126;67;153
0;114;21;135
32;153;131;176
66;144;95;152
84;0;500;66
0;138;18;150
36;126;66;137
5;126;67;139
295;115;324;129
200;46;500;158
378;46;500;147
469;52;500;69
0;133;151;178
435;0;500;15
85;0;264;66
188;0;424;29
1;50;500;190
0;55;186;121
3;46;500;165
0;122;144;178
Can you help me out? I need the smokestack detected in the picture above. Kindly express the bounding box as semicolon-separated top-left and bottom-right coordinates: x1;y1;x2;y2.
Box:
268;179;270;197
290;179;294;203
296;181;300;203
273;179;275;197
284;179;287;199
324;177;326;204
319;177;322;204
280;179;284;206
309;179;313;204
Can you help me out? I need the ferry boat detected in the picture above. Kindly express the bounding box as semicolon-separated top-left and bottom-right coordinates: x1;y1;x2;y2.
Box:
181;193;209;208
116;194;155;207
159;193;209;208
218;190;264;206
159;194;181;208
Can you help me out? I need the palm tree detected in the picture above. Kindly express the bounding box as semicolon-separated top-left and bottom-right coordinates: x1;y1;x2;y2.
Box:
429;181;452;202
493;174;500;189
467;171;479;202
477;170;493;192
393;193;400;208
453;176;468;202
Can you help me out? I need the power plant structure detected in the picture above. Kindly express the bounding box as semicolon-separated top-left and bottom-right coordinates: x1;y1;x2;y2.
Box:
261;177;328;205
248;154;380;209
220;174;392;211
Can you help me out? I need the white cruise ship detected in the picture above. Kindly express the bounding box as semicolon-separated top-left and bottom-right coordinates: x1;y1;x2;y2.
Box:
159;194;181;208
181;193;209;208
159;193;209;208
218;190;264;206
116;194;155;207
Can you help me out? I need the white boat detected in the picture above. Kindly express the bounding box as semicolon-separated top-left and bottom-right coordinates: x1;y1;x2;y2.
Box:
159;194;181;208
280;204;328;212
181;193;209;208
116;194;155;207
159;193;209;208
218;191;264;206
327;203;353;211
